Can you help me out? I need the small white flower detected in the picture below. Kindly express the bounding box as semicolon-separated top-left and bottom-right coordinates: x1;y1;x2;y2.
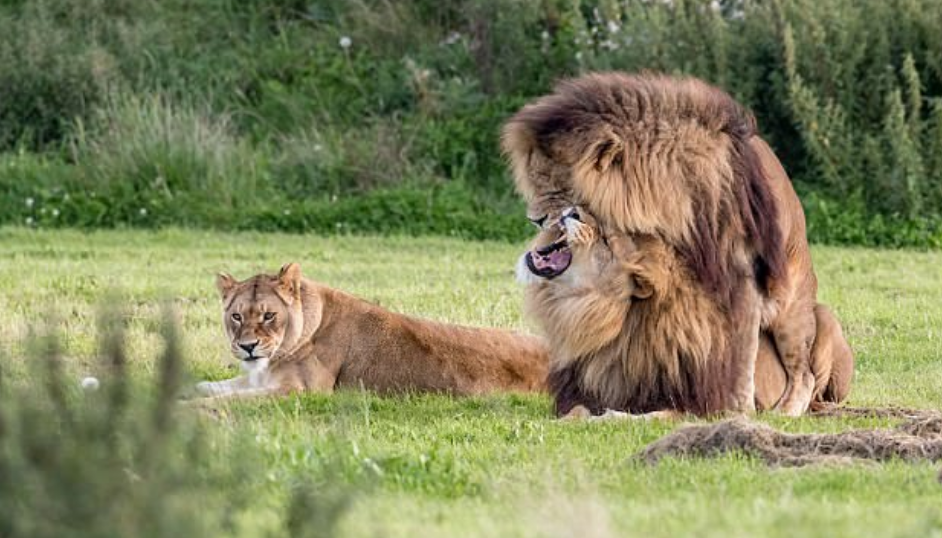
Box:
283;209;291;216
25;217;33;226
313;144;323;152
81;376;100;391
575;51;583;61
331;194;338;203
607;20;621;34
541;30;550;40
339;36;352;49
25;197;34;208
52;208;60;218
443;31;461;45
139;208;148;216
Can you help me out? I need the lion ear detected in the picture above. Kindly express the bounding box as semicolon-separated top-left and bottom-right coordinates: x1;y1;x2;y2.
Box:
216;273;238;298
588;133;625;174
276;263;302;302
630;273;655;300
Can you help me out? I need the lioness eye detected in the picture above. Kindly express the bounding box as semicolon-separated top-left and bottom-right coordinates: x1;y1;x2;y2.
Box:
231;313;242;323
528;215;548;228
263;312;275;322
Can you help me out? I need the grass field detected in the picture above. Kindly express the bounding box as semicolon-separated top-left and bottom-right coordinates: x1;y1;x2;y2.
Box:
3;227;942;537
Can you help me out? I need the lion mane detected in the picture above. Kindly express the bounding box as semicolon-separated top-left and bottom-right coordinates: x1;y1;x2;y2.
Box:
525;234;736;415
504;72;842;416
504;72;785;302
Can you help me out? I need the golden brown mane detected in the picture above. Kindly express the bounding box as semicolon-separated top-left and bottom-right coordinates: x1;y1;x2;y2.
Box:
503;72;785;303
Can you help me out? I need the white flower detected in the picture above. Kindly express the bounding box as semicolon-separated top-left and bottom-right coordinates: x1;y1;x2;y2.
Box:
443;31;461;45
607;20;621;34
541;30;550;40
25;197;34;208
283;209;291;216
52;208;60;218
575;51;583;61
339;36;352;49
139;208;148;216
313;144;323;152
25;217;33;226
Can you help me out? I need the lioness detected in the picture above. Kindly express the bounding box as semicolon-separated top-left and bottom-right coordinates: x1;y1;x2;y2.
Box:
195;263;548;400
518;207;852;416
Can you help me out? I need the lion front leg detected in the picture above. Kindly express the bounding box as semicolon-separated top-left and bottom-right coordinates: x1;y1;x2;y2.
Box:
195;376;249;397
727;283;762;414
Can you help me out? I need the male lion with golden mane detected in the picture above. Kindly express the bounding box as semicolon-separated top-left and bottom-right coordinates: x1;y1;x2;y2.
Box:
516;208;852;417
503;72;852;416
195;263;548;400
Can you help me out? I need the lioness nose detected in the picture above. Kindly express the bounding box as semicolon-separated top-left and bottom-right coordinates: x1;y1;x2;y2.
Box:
239;341;259;353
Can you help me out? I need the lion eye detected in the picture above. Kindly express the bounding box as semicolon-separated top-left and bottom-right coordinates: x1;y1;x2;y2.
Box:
263;312;275;322
231;313;242;323
528;215;548;228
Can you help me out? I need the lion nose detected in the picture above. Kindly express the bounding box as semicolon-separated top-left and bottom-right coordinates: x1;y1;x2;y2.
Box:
239;341;259;354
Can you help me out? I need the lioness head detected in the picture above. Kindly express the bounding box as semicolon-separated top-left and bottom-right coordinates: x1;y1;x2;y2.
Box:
215;263;309;369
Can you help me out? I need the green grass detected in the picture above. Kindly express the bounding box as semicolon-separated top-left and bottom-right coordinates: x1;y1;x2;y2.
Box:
2;227;942;537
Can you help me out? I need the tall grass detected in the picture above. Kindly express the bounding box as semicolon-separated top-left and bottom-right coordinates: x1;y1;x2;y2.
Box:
70;94;268;224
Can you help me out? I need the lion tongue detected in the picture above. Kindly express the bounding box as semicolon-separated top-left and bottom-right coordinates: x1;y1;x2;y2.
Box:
526;247;573;278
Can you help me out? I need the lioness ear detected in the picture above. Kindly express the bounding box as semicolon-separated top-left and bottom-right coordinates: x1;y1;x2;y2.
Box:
216;273;238;298
277;262;302;301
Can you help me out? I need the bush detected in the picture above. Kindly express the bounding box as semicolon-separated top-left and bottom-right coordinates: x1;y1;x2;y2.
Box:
0;307;349;538
2;0;942;246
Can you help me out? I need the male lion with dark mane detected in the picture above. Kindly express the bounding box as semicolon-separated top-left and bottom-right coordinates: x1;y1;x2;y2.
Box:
503;72;852;417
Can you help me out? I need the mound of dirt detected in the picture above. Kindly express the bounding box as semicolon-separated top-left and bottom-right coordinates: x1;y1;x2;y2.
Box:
639;408;942;467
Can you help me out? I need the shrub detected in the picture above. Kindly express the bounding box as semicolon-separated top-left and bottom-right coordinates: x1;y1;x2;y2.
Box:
3;0;942;246
0;307;349;538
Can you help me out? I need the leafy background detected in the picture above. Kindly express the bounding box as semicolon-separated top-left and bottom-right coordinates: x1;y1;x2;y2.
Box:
2;0;942;246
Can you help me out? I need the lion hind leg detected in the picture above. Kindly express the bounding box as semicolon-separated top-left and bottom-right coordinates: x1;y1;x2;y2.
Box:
811;304;854;405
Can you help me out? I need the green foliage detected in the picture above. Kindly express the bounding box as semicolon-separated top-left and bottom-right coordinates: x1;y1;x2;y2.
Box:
0;306;349;538
3;0;942;245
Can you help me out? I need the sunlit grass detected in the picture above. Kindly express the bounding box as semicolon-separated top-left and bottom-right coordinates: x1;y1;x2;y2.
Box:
2;227;942;537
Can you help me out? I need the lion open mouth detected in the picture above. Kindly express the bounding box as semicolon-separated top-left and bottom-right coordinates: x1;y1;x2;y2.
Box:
525;236;572;279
